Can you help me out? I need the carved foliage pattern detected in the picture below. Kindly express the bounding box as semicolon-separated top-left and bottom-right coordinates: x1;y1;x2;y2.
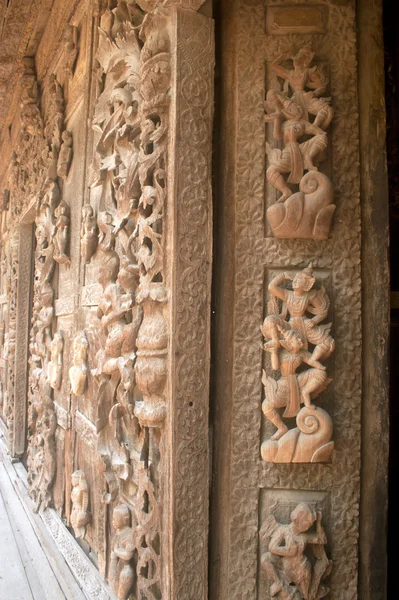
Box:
173;10;214;599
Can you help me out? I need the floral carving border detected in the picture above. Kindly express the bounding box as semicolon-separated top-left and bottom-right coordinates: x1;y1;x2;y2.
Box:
171;9;214;599
228;1;361;599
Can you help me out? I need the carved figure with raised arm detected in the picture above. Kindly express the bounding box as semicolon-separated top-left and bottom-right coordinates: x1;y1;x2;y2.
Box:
260;503;332;600
261;265;334;371
265;90;328;202
260;266;335;463
271;47;333;129
265;45;336;239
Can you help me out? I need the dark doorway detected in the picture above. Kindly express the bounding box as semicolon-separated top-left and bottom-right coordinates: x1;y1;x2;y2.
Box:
384;1;399;597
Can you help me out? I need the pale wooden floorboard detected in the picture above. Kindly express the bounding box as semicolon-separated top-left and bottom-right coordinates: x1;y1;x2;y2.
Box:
0;480;34;600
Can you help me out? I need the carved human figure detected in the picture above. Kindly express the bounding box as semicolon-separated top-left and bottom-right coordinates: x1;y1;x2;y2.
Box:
271;47;333;129
109;504;136;600
47;331;63;390
260;266;335;463
261;265;334;371
261;503;332;600
64;25;78;78
34;284;54;365
53;200;70;264
69;331;88;396
70;470;91;539
29;392;57;512
265;46;335;239
262;327;330;441
57;129;73;178
80;204;98;263
265;90;328;202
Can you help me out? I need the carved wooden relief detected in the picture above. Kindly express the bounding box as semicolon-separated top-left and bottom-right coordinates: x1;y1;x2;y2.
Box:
260;502;332;600
0;0;212;597
70;470;91;539
261;265;334;463
265;48;335;240
210;2;364;599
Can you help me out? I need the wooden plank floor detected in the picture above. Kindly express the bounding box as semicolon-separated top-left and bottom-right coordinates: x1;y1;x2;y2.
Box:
0;442;86;600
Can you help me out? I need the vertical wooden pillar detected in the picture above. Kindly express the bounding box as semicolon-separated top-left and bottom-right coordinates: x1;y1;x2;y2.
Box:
167;6;214;598
13;204;36;457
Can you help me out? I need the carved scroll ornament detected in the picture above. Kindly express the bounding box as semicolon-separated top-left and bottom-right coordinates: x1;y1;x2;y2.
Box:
260;503;332;600
261;265;334;463
265;47;335;240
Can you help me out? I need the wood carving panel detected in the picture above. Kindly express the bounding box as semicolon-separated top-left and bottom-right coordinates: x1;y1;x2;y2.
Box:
221;1;362;599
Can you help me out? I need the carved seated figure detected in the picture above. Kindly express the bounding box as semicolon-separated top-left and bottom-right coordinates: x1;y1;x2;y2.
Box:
261;503;332;600
109;504;136;600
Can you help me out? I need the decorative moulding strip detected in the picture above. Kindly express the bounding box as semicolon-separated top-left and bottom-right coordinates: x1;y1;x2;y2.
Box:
74;409;96;449
55;295;75;316
54;402;71;431
80;283;102;307
40;507;116;600
169;8;214;599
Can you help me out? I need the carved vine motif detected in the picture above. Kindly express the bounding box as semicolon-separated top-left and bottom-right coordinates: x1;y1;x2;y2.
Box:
260;503;332;600
265;47;335;240
261;265;334;463
70;470;91;539
89;3;169;595
24;68;73;512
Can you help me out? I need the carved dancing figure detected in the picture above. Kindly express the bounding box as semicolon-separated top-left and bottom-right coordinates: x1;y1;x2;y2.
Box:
265;90;328;202
271;47;333;129
262;327;330;441
261;265;334;371
260;266;335;464
109;504;136;600
70;470;91;539
265;46;335;239
261;503;332;600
